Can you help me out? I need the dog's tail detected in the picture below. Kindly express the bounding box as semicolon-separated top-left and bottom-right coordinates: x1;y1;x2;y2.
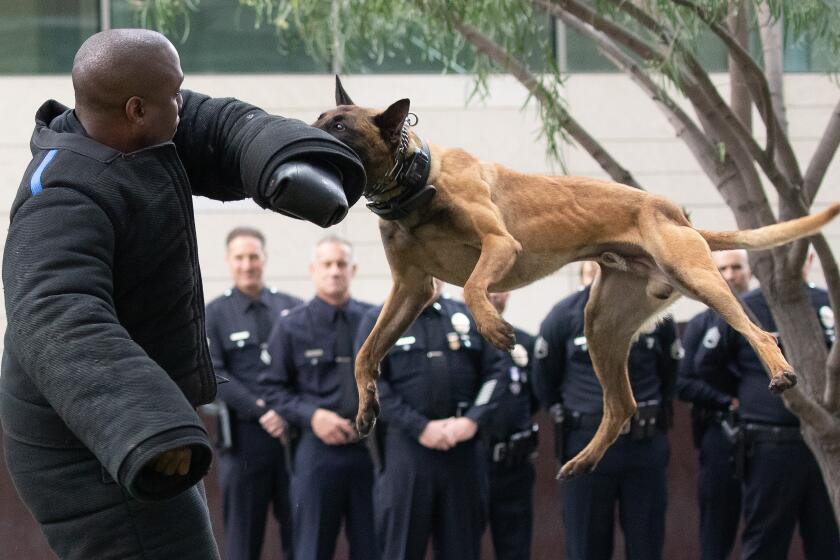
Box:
697;203;840;251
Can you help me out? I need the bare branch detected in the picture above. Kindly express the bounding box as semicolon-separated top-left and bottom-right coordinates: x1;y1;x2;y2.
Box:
811;234;840;410
670;0;802;188
784;385;839;438
603;0;802;212
804;98;840;204
452;19;643;188
556;9;751;202
756;2;788;133
728;1;752;132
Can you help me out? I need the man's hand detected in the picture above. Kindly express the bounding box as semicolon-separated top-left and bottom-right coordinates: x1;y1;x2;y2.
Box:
311;408;356;445
151;446;192;476
260;409;285;439
442;417;478;447
419;419;454;450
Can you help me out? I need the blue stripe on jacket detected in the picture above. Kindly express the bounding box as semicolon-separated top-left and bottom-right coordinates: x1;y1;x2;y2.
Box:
30;149;58;196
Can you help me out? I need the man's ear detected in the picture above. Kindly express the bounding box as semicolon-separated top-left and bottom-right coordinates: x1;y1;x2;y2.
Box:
335;75;355;106
374;99;410;139
125;96;145;124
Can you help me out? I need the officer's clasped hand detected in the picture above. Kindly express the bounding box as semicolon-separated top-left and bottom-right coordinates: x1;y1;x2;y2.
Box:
266;160;350;228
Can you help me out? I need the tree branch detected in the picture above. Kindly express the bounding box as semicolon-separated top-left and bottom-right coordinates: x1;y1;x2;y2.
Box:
670;0;803;188
452;19;643;188
784;385;839;438
804;98;840;204
555;9;752;205
600;0;799;219
812;234;840;410
558;0;774;227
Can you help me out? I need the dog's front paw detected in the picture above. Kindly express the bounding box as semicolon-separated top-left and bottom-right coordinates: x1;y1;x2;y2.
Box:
768;370;797;394
355;382;380;438
557;450;599;480
479;316;516;350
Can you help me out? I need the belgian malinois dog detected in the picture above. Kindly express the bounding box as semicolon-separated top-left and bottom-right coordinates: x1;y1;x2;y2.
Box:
314;76;839;478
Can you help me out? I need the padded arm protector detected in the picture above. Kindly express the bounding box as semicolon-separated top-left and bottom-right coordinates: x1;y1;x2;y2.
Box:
264;159;350;228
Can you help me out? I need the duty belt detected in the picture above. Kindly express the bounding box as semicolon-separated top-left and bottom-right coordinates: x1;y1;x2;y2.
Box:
567;401;663;440
490;424;538;465
743;422;802;443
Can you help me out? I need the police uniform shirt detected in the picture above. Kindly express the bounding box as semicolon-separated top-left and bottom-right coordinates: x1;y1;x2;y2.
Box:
356;296;508;440
692;286;834;426
206;287;302;421
534;285;681;414
259;295;374;428
483;326;538;443
677;308;739;410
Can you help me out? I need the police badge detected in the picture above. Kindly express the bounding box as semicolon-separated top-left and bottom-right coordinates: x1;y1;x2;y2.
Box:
819;305;835;329
534;336;549;359
511;343;529;368
451;312;471;335
702;326;720;349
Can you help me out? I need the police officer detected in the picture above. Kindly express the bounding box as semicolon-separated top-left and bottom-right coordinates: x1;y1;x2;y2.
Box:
259;236;378;560
357;280;508;560
205;227;301;560
691;256;839;560
483;291;539;560
533;262;680;560
677;249;749;560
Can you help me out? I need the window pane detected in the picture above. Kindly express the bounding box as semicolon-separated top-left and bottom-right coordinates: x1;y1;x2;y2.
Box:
0;0;99;74
110;0;327;73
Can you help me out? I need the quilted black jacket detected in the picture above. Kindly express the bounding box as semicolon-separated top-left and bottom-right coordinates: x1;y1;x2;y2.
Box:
0;90;364;500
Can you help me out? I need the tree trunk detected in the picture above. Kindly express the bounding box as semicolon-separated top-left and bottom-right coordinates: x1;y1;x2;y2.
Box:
759;262;840;521
728;0;752;131
803;426;840;517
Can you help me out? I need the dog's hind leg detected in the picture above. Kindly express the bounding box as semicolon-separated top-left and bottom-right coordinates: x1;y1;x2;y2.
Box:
462;232;522;350
650;224;795;393
558;266;676;479
354;266;435;436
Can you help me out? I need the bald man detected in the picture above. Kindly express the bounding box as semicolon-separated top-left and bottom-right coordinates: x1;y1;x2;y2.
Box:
677;250;750;560
1;29;365;560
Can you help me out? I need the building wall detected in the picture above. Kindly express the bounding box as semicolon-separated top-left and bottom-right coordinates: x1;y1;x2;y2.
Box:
1;73;838;342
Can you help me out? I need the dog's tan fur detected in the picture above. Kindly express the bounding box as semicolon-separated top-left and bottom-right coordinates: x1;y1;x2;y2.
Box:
314;78;840;477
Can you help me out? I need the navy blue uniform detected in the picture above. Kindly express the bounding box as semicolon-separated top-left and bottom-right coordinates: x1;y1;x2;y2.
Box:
678;309;741;560
692;286;839;560
260;296;377;560
205;286;301;560
533;286;679;560
357;296;508;560
482;327;538;560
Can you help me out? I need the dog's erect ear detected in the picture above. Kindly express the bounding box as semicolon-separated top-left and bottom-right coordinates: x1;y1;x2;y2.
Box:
335;75;355;106
374;99;411;138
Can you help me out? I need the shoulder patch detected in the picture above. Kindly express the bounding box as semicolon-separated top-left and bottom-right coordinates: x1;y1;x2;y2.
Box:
702;326;720;349
474;379;498;406
534;336;549;359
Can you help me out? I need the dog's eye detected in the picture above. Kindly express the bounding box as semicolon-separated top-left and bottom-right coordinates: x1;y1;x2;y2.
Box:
334;123;345;131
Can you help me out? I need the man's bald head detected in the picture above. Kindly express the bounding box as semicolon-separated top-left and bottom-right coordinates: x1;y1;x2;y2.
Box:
713;249;751;294
72;29;184;152
73;29;180;113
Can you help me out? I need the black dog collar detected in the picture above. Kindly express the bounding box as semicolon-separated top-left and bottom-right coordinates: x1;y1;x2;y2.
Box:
367;138;436;221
